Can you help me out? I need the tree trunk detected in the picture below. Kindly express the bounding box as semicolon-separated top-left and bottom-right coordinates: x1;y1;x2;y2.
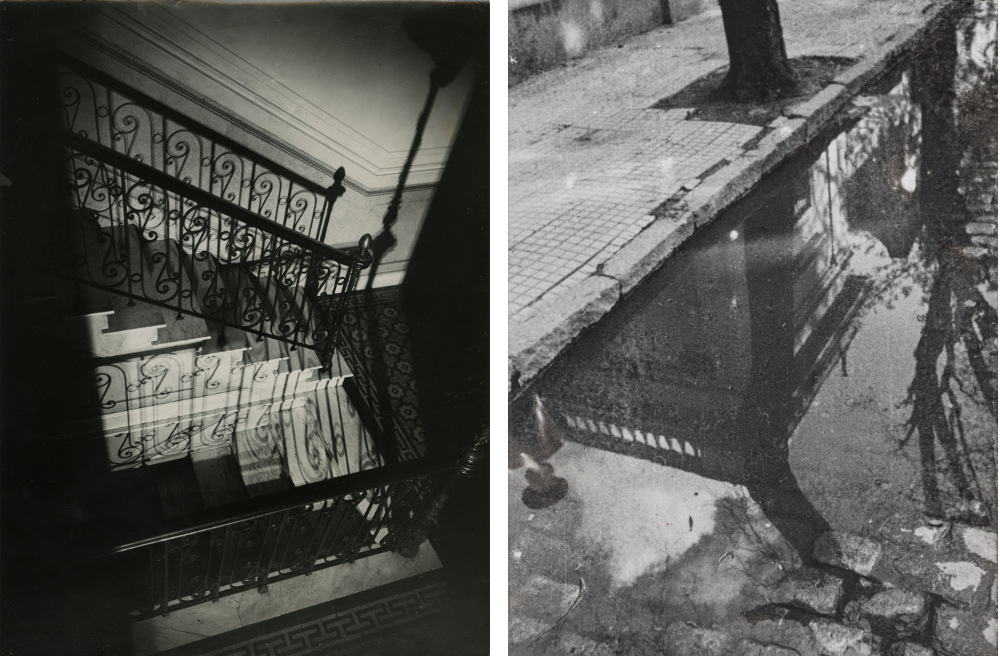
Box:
718;0;797;102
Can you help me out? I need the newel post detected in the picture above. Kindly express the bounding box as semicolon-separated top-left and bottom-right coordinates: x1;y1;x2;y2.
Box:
396;431;489;558
320;233;372;375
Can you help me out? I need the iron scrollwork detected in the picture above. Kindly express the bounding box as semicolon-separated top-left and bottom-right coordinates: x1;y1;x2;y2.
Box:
49;58;368;376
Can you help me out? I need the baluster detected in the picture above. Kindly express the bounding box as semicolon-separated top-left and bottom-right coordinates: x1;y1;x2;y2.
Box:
175;197;186;321
301;499;335;574
211;526;228;602
256;233;277;342
344;485;385;561
174;537;186;604
320;494;356;563
215;209;229;347
394;478;436;551
321;234;371;374
116;177;136;307
247;161;257;216
201;527;216;602
161;542;171;616
282;180;296;232
226;523;242;592
371;483;395;544
254;511;285;593
147;545;158;618
277;506;310;572
206;138;215;194
301;252;323;350
227;520;255;592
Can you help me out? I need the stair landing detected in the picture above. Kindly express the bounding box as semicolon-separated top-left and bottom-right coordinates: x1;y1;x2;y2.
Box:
128;542;442;656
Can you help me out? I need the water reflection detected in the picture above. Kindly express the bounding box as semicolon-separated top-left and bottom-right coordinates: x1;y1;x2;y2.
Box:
519;396;569;509
510;2;997;569
901;7;997;523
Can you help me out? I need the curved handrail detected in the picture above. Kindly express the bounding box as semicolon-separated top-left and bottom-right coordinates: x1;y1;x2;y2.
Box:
54;53;342;199
63;131;365;267
108;454;455;554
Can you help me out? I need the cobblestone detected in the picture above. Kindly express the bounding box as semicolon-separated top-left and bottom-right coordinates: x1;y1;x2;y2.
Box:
810;619;882;656
815;531;884;577
773;568;845;616
659;623;801;656
934;605;998;655
858;588;930;640
886;643;935;656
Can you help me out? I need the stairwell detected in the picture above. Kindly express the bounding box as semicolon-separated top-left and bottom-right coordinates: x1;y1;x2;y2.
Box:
0;51;467;639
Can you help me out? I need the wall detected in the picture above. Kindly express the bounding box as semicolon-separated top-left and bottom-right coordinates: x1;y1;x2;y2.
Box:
508;0;704;85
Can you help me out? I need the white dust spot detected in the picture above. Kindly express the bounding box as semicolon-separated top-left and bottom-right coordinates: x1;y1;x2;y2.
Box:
589;0;604;24
565;172;577;189
561;22;586;58
900;167;917;192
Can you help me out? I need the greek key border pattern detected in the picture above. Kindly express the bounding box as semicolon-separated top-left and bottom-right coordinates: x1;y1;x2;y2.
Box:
207;580;449;656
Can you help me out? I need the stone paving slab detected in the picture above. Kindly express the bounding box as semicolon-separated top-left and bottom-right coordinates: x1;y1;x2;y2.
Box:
508;0;946;390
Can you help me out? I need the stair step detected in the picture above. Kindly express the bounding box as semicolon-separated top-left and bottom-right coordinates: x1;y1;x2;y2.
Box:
155;458;206;519
246;334;321;374
230;385;380;496
67;232;212;356
312;386;379;478
191;446;249;509
233;419;295;497
219;263;326;364
287;386;383;487
104;298;167;335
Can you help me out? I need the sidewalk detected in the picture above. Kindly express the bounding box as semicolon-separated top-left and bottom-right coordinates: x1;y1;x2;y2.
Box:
508;0;946;390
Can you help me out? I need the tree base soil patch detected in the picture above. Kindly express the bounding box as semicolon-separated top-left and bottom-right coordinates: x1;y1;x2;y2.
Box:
653;56;857;126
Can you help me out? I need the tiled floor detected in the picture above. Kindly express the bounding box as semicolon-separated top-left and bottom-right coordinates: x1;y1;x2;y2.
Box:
508;109;760;324
338;287;426;462
507;0;933;328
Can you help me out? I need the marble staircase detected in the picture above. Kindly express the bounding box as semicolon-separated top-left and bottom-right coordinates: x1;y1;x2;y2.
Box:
38;215;382;521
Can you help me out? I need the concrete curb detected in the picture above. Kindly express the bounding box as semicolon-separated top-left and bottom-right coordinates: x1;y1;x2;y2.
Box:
509;0;950;394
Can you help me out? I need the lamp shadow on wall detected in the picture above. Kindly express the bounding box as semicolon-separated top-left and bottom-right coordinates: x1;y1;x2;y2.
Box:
358;7;479;464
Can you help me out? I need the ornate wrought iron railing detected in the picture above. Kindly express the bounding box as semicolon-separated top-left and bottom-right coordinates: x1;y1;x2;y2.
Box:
47;132;370;374
54;56;346;243
107;455;455;619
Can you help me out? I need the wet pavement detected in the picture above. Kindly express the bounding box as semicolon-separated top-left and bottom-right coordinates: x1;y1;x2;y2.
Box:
509;2;997;654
